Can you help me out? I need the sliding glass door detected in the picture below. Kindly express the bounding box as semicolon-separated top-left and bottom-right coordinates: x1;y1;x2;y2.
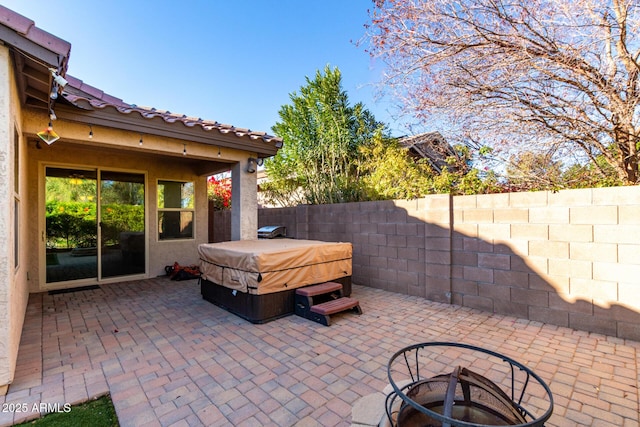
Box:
45;168;98;283
100;171;145;278
45;167;145;284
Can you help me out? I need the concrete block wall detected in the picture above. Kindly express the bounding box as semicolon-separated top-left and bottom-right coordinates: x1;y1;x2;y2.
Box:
302;200;429;296
258;206;298;238
450;187;640;340
210;186;640;340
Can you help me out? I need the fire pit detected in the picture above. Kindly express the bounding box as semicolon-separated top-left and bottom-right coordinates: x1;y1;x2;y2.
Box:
385;342;554;427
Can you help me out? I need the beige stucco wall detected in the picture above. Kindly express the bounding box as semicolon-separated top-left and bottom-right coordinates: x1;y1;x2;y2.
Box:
0;35;11;394
1;39;261;391
25;137;210;291
0;45;31;394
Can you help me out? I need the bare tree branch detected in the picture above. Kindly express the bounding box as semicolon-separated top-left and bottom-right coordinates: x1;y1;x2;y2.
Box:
365;0;640;183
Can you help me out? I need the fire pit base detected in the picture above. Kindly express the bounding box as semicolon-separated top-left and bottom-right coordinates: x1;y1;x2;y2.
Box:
385;342;553;427
396;366;527;426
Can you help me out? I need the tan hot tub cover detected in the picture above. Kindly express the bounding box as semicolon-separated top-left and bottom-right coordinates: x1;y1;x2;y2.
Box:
198;239;352;295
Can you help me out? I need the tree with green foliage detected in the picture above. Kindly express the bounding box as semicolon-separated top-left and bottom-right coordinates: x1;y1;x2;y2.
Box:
359;134;434;200
45;176;144;249
561;157;622;189
428;144;502;195
45;201;97;248
263;66;386;205
263;66;499;205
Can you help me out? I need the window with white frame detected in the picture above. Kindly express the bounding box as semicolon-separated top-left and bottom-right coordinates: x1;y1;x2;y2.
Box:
157;180;195;240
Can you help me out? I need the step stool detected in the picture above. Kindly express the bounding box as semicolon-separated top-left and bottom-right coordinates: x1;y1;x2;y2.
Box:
295;282;362;326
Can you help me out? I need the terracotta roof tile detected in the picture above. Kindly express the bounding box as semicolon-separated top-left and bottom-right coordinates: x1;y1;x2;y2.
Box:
25;26;71;59
64;75;129;107
0;5;71;60
0;5;33;34
0;5;281;147
62;79;282;144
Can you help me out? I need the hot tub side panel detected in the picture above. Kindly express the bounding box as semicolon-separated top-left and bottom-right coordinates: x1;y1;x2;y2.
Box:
200;276;352;323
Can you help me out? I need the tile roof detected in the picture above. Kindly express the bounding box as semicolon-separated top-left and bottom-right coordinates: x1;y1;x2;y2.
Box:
0;5;282;147
61;76;282;144
0;5;71;66
0;5;71;109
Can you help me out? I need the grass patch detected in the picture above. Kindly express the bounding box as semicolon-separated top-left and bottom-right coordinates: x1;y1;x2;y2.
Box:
15;395;119;427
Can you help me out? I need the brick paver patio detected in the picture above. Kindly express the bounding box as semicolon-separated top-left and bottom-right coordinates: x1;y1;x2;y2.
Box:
0;277;638;426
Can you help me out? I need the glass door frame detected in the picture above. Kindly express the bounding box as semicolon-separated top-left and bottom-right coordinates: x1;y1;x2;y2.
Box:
41;162;148;289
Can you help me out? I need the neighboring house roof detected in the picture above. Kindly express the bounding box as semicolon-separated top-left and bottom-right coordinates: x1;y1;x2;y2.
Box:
398;131;461;173
0;5;282;156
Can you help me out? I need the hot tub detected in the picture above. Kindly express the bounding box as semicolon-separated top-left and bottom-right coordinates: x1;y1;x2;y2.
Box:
198;239;352;323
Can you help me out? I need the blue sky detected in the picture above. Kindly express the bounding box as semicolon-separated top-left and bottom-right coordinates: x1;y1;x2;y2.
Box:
3;0;410;136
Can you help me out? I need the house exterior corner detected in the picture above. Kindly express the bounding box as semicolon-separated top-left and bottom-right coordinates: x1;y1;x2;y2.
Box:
0;43;31;395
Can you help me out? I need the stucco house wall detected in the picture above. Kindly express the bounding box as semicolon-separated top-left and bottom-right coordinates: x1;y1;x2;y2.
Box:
25;141;210;290
0;37;13;395
0;4;282;394
0;44;31;394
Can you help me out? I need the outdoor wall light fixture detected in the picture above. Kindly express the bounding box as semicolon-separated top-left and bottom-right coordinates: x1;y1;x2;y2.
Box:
247;157;257;173
88;125;93;139
217;146;221;157
246;157;263;173
139;133;143;145
183;144;187;156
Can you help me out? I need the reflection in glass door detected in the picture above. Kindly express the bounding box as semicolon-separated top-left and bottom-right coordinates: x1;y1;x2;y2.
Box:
45;167;98;283
45;167;146;284
100;171;145;278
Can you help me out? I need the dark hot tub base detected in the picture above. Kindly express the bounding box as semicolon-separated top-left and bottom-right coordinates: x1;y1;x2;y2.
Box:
200;276;352;324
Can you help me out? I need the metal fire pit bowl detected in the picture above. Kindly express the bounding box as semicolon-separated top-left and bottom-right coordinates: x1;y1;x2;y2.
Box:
386;342;554;427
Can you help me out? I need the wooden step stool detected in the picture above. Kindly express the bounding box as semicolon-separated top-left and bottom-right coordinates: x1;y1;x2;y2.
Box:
295;282;362;326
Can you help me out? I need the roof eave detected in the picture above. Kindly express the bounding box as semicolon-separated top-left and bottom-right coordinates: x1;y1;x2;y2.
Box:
53;103;281;157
